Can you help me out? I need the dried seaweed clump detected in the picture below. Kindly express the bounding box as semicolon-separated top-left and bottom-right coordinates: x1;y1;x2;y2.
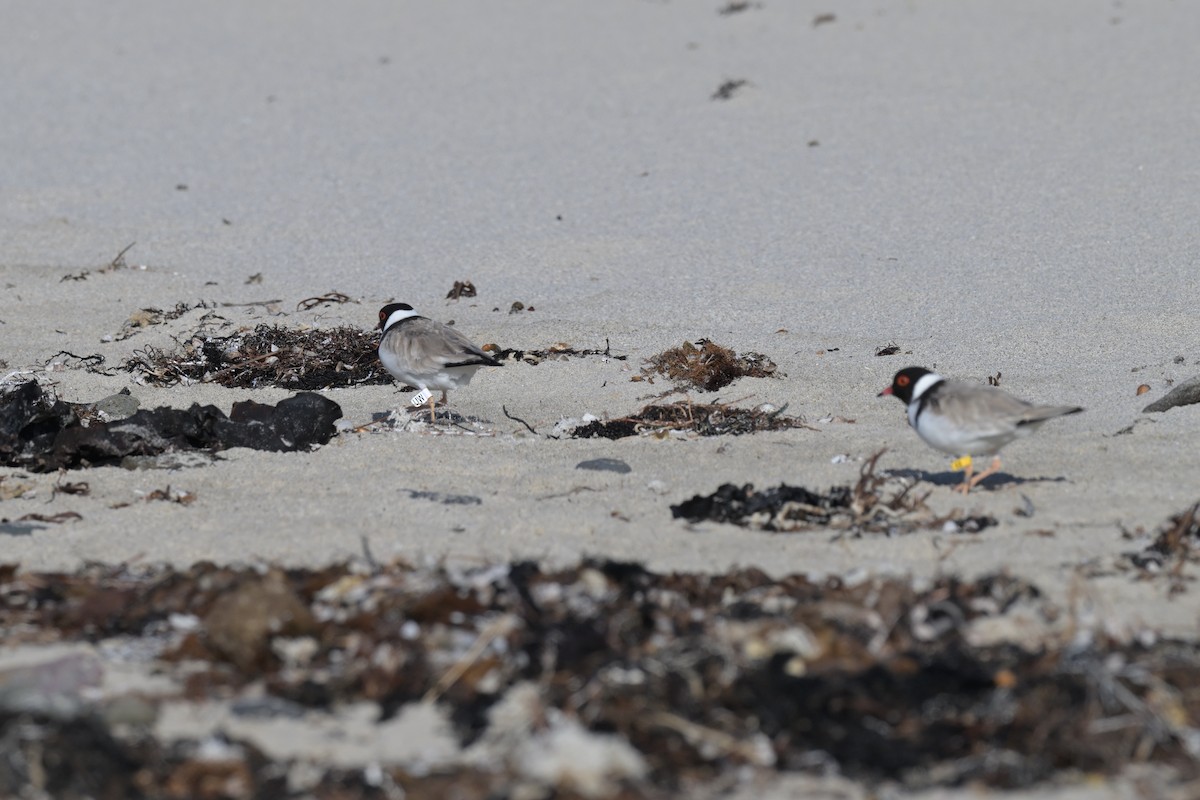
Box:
572;400;811;440
671;451;934;534
642;339;777;391
485;341;627;366
1;560;1198;794
125;324;390;389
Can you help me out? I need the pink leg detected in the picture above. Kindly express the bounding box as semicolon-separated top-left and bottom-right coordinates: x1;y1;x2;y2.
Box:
966;457;1003;491
955;460;975;495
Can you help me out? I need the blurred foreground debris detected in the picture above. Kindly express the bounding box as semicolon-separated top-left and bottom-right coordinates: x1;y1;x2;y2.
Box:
0;557;1197;796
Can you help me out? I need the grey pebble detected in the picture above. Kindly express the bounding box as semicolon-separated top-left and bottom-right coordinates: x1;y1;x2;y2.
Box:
94;390;140;420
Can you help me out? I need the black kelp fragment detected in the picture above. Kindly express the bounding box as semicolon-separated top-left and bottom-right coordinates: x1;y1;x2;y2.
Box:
0;381;341;472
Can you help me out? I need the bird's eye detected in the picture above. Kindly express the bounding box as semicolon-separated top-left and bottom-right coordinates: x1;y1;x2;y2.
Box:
897;375;910;386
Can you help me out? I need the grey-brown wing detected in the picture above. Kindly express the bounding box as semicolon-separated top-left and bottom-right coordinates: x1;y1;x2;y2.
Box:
402;318;499;368
935;381;1080;432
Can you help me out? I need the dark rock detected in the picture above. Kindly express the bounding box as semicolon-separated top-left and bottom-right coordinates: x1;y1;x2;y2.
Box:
1143;375;1200;413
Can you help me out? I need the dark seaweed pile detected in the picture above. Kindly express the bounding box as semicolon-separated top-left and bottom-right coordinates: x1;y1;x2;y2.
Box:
671;451;948;535
572;401;810;440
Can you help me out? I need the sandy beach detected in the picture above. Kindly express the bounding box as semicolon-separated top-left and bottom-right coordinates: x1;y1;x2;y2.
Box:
3;1;1200;797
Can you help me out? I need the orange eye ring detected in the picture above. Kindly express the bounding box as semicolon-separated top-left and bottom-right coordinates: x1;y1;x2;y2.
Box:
897;375;910;387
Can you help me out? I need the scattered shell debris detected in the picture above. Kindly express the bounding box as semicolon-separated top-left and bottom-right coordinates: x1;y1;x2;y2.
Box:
482;341;626;365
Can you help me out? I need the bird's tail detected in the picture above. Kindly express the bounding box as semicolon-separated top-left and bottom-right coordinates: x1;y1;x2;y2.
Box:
1018;405;1083;425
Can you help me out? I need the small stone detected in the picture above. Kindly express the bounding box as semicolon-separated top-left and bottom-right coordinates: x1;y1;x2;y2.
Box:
576;458;632;474
93;390;140;420
230;695;307;719
100;694;159;727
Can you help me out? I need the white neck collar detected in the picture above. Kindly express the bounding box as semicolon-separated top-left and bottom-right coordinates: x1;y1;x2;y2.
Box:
910;371;944;401
383;307;420;332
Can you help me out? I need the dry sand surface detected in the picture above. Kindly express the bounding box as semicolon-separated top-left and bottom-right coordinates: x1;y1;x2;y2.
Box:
2;1;1200;798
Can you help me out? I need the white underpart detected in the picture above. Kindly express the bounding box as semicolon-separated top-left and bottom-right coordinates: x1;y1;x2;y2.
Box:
913;404;1018;456
378;341;484;392
378;317;487;395
383;307;420;331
